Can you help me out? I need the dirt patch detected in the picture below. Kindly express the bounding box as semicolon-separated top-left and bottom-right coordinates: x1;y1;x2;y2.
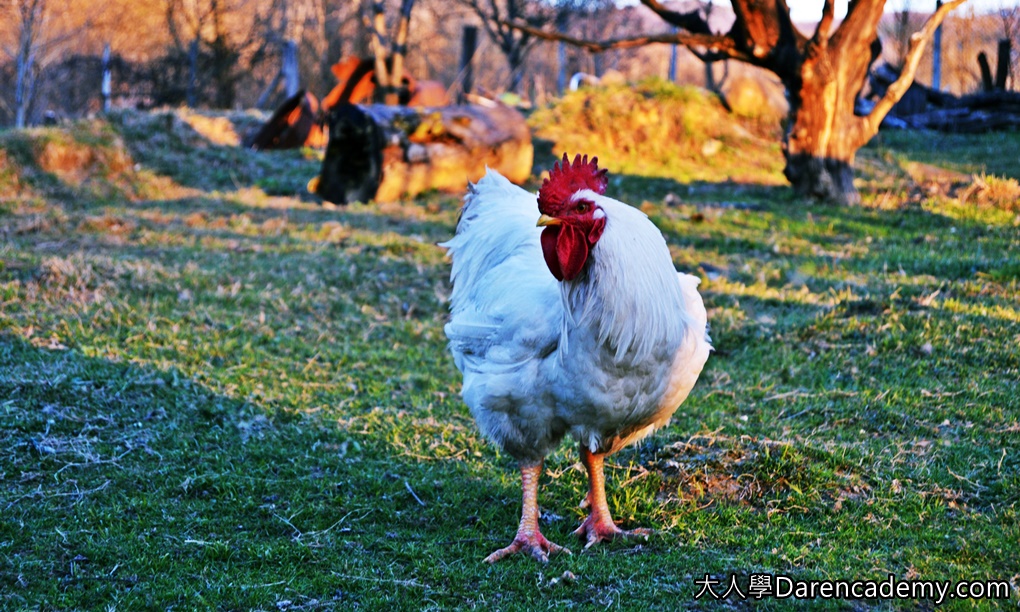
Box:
77;214;137;236
36;137;134;186
650;435;871;510
37;140;98;184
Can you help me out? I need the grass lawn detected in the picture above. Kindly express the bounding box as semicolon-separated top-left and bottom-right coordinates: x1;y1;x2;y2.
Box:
1;108;1018;610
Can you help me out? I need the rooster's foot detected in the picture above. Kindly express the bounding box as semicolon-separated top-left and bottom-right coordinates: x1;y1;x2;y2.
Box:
573;515;652;549
484;530;571;563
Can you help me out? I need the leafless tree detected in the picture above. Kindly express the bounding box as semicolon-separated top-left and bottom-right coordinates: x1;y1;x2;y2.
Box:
559;0;621;78
164;0;264;108
249;0;325;106
455;0;564;94
358;0;418;104
510;0;967;205
12;0;46;127
0;0;103;126
1000;3;1019;89
882;1;926;71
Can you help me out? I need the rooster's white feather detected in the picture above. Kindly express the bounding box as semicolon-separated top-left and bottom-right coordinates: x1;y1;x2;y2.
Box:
441;169;711;464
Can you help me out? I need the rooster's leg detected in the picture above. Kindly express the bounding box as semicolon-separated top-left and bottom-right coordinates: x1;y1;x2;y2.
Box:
484;462;570;563
573;446;652;548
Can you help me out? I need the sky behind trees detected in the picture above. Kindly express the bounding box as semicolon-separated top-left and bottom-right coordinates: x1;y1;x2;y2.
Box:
699;0;1013;22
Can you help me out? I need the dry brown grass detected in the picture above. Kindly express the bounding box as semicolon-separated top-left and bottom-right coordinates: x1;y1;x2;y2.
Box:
963;173;1020;211
36;138;133;185
529;79;785;184
175;110;243;147
0;120;200;207
651;435;871;513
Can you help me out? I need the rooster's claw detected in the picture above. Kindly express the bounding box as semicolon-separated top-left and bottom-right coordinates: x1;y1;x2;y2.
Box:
484;531;572;563
573;515;653;549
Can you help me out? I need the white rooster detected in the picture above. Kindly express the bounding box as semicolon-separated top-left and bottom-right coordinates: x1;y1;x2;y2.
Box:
441;154;711;563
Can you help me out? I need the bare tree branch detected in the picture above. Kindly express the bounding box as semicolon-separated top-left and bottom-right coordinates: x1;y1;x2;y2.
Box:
638;0;712;34
729;0;801;59
364;0;391;90
502;19;756;63
833;0;890;54
459;0;501;44
862;0;968;139
457;0;549;92
689;46;744;64
811;0;835;47
389;0;416;96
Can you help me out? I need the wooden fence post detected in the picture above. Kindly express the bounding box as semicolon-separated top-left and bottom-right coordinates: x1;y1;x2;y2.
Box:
101;43;112;112
668;26;678;82
187;39;199;107
283;40;299;98
932;0;943;90
978;52;994;92
556;11;567;94
995;39;1011;90
459;25;477;103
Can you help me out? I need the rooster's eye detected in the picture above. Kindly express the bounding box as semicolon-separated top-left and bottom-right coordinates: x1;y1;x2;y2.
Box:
575;202;589;213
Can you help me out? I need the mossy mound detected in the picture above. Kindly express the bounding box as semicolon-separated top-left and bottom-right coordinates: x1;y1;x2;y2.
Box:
529;79;786;185
0;119;179;203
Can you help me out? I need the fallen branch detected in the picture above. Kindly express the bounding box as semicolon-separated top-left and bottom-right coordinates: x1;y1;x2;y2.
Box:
404;480;426;507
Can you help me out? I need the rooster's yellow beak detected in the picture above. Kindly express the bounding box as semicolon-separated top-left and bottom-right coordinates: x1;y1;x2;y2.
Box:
536;214;561;227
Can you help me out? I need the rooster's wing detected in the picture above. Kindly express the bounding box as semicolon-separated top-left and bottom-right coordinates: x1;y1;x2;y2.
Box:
440;170;566;461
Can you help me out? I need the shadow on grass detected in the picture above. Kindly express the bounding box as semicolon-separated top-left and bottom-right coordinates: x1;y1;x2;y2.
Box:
0;332;516;606
138;195;458;238
623;173;1018;289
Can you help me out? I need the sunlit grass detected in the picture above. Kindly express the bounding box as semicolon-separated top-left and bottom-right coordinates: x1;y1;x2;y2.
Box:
1;111;1017;609
530;79;786;185
869;130;1020;181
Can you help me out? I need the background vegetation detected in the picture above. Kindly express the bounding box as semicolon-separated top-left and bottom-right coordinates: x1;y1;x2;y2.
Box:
1;0;1017;126
1;83;1018;608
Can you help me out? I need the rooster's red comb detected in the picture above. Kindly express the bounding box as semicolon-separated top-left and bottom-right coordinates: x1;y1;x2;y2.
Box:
538;153;608;210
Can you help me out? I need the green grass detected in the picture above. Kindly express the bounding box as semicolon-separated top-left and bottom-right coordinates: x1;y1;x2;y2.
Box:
869;130;1020;180
1;110;1018;610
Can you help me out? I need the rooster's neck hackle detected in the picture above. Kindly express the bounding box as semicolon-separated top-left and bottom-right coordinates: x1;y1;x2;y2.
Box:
558;194;691;365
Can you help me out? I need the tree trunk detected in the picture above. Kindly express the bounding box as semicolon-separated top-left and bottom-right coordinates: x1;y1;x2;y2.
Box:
781;14;879;206
506;0;966;206
210;37;237;108
507;45;525;94
15;45;35;129
208;0;235;109
282;40;300;99
14;0;43;129
389;0;416;104
783;75;863;205
783;152;858;205
367;1;394;104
